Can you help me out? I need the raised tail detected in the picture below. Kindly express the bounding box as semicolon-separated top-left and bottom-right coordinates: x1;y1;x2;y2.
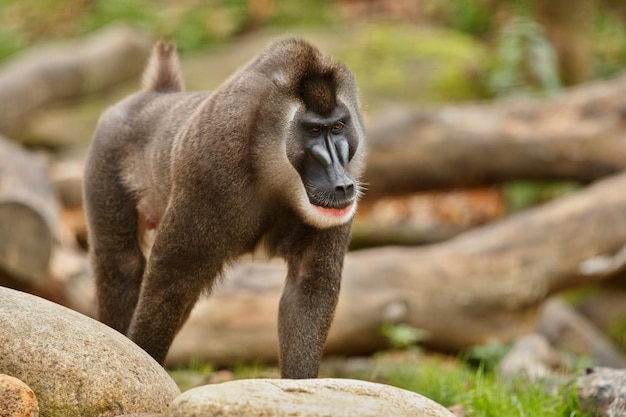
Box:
141;40;184;93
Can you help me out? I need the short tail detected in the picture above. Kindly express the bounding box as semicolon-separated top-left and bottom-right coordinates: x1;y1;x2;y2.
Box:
141;40;184;93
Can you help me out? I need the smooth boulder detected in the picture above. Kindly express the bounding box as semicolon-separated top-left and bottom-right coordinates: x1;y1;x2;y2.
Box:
168;378;455;417
0;287;180;416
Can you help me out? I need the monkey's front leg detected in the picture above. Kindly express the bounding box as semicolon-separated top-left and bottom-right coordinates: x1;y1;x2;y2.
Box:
278;260;342;378
127;263;204;365
126;216;218;364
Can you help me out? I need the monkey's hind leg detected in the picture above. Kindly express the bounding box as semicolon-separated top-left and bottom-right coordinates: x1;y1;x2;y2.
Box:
84;169;146;335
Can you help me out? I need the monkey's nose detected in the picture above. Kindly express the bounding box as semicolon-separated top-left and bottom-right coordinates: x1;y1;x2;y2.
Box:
334;181;355;202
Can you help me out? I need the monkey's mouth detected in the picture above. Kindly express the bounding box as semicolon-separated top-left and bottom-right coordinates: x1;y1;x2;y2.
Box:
311;201;355;218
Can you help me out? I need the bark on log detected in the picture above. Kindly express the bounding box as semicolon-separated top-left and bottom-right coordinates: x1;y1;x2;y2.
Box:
351;188;505;248
0;24;152;138
166;172;626;367
0;135;60;287
365;73;626;198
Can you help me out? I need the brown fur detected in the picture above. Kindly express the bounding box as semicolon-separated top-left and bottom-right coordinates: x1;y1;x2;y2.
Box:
83;37;366;378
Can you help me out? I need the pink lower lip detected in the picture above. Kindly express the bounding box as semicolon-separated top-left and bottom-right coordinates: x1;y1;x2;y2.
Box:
313;202;354;217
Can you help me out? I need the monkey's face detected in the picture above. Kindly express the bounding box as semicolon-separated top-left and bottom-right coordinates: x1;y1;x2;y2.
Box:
252;40;366;230
301;107;357;207
285;103;362;230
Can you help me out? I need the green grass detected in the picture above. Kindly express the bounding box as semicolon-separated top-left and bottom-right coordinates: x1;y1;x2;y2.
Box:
382;356;590;417
167;325;592;416
167;358;215;392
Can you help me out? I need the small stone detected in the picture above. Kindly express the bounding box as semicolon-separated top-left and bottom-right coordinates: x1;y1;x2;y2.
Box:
497;333;567;381
207;370;235;384
576;367;626;417
0;374;39;417
448;404;466;417
168;378;455;417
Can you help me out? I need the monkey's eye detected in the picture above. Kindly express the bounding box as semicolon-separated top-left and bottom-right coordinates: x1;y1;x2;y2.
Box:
331;121;345;133
309;125;321;135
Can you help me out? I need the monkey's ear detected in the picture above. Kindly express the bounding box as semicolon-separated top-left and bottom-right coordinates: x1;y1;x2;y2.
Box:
142;40;185;93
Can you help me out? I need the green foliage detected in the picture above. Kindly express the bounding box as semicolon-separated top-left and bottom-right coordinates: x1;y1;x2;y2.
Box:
385;356;471;406
463;373;585;417
503;181;580;213
2;0;625;89
167;358;215;392
232;360;276;379
0;0;251;60
559;286;600;306
81;0;156;28
0;26;25;61
607;317;626;352
447;0;494;37
592;10;626;79
266;0;338;28
338;23;490;106
462;341;510;373
167;348;590;416
380;323;427;350
0;0;339;61
78;0;250;52
487;17;562;98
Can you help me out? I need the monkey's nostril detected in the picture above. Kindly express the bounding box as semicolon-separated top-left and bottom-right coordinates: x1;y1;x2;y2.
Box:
345;183;355;198
334;182;355;200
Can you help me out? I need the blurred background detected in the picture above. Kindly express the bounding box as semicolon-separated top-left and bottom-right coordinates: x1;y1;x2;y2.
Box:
1;0;626;414
1;0;626;218
3;0;626;88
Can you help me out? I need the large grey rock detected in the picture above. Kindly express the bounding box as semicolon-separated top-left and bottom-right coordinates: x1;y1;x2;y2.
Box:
168;378;455;417
0;287;180;417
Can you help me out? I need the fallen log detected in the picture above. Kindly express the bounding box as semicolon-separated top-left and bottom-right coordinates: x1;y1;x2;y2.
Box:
0;24;152;138
351;188;506;248
166;171;626;367
0;135;60;288
365;72;626;197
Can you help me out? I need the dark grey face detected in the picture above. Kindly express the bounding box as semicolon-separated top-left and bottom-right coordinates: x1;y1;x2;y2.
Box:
297;107;358;210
